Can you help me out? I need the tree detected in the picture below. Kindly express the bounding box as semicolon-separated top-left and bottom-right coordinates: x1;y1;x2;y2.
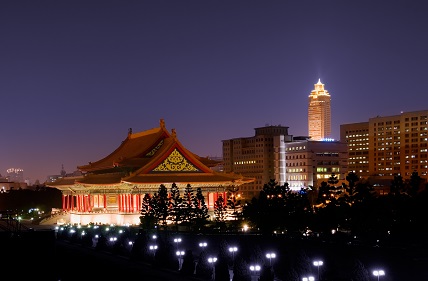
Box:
155;184;170;226
193;187;210;229
170;183;182;229
214;194;227;223
345;171;359;197
182;184;196;225
350;259;370;281
389;174;406;196
408;171;422;197
227;186;241;220
140;193;157;229
328;173;339;187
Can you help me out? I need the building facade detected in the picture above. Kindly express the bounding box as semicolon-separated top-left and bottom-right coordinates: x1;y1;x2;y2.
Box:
340;110;428;182
223;124;348;200
222;125;293;199
282;140;348;190
339;122;370;178
308;79;332;141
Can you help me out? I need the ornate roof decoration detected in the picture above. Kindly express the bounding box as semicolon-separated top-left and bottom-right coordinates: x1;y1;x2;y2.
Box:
145;139;164;157
151;148;201;173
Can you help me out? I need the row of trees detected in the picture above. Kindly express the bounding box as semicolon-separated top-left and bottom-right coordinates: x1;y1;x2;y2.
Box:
139;183;243;231
242;171;428;245
140;183;210;230
139;172;428;246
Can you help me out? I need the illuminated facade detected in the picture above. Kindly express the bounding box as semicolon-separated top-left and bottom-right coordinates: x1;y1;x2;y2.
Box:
47;119;254;225
222;124;347;198
339;122;370;178
222;125;293;199
283;140;348;190
308;79;331;141
340;110;428;181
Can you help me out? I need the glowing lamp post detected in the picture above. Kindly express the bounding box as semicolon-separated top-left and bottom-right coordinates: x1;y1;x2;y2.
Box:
149;245;158;258
229;246;238;264
174;237;181;253
266;252;276;266
208;257;217;281
313;260;323;280
176;250;185;270
199;242;208;251
373;270;385;281
302;276;315;281
249;265;261;281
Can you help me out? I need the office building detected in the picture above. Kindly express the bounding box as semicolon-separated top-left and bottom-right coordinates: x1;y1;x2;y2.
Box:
283;139;348;190
339;122;370;178
308;79;332;141
340;110;428;182
222;125;293;199
222;124;348;199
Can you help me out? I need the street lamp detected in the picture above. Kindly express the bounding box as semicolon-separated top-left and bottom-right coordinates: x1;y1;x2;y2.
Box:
266;252;276;266
174;237;181;251
229;246;238;264
199;242;208;251
313;260;323;280
373;270;385;281
149;245;158;258
250;265;261;281
176;250;185;270
208;257;217;281
302;277;315;281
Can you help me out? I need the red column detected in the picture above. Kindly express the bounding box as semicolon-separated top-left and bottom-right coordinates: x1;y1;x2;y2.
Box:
103;194;107;209
132;194;135;212
88;194;92;212
62;194;65;211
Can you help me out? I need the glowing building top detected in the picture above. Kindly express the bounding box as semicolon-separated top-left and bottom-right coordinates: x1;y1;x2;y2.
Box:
308;79;332;141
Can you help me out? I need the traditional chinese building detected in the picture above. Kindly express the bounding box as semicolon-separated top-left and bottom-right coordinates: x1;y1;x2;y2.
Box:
46;119;254;225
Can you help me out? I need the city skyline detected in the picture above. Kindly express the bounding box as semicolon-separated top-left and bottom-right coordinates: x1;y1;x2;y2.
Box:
1;1;427;182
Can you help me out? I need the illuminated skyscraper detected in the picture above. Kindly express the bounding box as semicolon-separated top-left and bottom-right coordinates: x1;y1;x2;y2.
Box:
308;79;331;140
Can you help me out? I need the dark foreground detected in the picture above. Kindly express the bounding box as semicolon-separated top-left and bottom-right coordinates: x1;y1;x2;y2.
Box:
1;227;428;281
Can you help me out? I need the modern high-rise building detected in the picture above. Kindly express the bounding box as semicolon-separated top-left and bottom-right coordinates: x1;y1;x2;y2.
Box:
308;79;331;141
340;110;428;182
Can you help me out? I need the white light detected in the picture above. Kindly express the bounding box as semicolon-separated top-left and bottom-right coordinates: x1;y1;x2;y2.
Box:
250;265;261;271
373;270;385;276
229;247;238;252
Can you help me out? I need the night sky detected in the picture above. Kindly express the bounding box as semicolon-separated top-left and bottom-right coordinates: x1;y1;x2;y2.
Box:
1;1;427;183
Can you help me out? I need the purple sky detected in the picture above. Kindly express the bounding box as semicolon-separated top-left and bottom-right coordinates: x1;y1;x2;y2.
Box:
1;1;427;183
